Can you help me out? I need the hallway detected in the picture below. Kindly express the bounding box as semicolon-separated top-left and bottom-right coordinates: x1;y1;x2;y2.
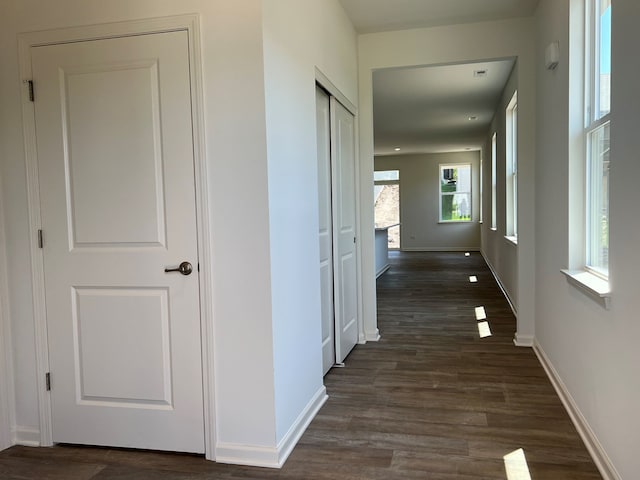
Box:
0;252;602;479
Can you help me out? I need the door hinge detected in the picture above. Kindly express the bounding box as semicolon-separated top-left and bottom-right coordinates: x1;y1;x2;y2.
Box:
354;236;356;244
37;229;44;248
27;80;34;102
45;372;51;391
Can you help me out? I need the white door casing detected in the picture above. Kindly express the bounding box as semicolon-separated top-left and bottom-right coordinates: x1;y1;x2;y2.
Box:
316;87;336;375
33;31;205;453
330;98;359;364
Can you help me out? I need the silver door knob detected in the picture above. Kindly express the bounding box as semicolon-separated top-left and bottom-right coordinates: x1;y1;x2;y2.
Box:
164;261;193;275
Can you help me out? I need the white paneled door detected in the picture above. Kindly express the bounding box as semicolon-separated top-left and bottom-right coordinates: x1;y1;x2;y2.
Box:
315;87;336;375
316;87;358;372
330;98;358;364
32;31;204;453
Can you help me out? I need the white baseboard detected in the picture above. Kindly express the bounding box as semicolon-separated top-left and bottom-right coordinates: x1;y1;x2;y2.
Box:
513;333;534;347
480;250;518;318
375;264;391;279
215;386;327;468
402;247;480;252
13;426;40;447
533;342;621;480
365;328;381;342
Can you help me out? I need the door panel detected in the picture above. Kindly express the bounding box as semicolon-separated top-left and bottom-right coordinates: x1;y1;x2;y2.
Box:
63;61;166;247
330;98;358;364
33;31;204;453
316;87;335;375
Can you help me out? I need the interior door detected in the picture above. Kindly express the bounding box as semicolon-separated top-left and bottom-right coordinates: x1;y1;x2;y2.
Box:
316;87;335;375
32;31;204;453
330;98;359;364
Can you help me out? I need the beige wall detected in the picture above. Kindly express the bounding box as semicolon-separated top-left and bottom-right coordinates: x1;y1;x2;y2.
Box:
481;65;519;307
375;152;481;251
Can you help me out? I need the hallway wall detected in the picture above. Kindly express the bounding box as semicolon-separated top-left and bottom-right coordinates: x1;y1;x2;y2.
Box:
534;0;640;477
481;65;519;308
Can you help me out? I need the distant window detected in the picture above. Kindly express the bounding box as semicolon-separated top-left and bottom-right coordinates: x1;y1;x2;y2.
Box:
374;170;399;182
439;164;471;222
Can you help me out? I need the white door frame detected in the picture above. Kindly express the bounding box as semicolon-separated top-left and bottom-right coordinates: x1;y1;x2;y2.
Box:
17;14;217;460
314;69;365;345
0;181;15;450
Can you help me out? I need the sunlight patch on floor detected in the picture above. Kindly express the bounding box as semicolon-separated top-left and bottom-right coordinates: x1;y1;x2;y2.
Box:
469;275;478;283
475;306;487;320
503;448;532;480
477;321;492;338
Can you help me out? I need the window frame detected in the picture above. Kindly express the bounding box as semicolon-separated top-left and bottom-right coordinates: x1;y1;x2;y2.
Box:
584;0;611;279
438;163;472;223
506;92;518;239
491;132;497;230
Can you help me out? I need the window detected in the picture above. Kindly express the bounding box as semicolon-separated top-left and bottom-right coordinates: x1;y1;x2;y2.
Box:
585;0;611;277
506;92;518;239
439;164;471;222
479;153;483;223
374;170;400;248
491;133;497;230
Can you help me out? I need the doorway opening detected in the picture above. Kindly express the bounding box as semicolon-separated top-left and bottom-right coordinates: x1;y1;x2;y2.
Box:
374;170;400;250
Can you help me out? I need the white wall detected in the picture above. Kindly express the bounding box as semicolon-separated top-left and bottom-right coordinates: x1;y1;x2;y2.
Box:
0;0;273;459
0;171;14;450
0;0;360;465
261;0;358;446
534;0;640;477
481;66;519;306
358;18;536;345
375;152;481;251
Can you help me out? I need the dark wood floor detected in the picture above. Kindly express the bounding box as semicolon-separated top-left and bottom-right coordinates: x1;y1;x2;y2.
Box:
0;252;602;479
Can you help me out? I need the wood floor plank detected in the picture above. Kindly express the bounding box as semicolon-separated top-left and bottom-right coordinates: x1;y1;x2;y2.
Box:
0;251;602;478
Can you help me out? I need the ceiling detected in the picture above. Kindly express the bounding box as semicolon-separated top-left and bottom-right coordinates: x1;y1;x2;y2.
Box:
339;0;540;34
373;59;515;156
337;0;535;156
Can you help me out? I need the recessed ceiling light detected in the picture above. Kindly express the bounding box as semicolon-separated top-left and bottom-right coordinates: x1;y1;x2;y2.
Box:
474;69;488;77
468;116;478;121
394;147;401;151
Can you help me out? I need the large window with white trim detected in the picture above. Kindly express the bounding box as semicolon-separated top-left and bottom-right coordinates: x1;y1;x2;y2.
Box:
585;0;611;277
491;132;497;230
439;164;471;222
506;92;518;239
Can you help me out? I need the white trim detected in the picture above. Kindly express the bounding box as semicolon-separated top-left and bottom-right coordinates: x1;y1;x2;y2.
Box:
0;186;14;451
17;14;216;458
561;269;611;309
402;247;481;252
315;69;357;115
375;264;391;279
534;342;621;480
14;426;41;447
481;251;518;318
513;333;534;347
216;386;328;469
365;329;381;342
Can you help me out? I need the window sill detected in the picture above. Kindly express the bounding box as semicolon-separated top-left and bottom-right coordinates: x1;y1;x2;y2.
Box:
438;221;472;224
561;269;611;310
504;235;518;245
